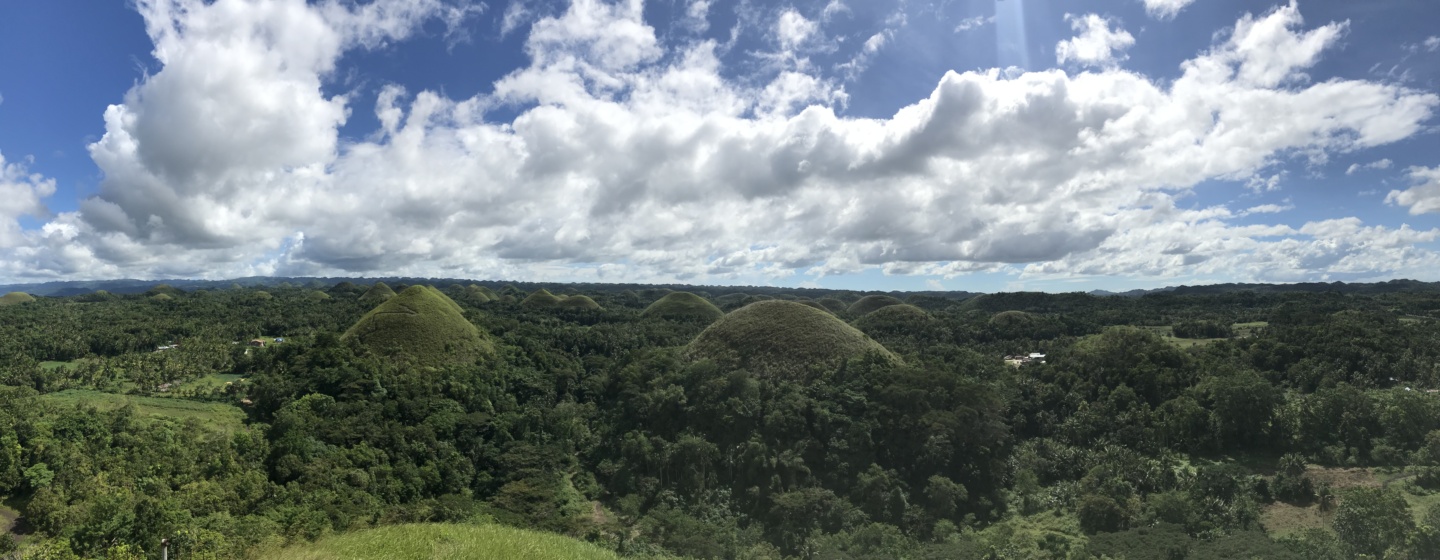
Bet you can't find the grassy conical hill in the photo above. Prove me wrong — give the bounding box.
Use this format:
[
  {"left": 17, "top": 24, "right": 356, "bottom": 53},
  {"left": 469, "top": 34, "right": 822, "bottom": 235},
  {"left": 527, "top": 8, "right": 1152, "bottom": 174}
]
[
  {"left": 642, "top": 292, "right": 723, "bottom": 322},
  {"left": 329, "top": 281, "right": 362, "bottom": 295},
  {"left": 359, "top": 282, "right": 397, "bottom": 304},
  {"left": 0, "top": 292, "right": 36, "bottom": 306},
  {"left": 686, "top": 300, "right": 899, "bottom": 379},
  {"left": 854, "top": 304, "right": 931, "bottom": 327},
  {"left": 555, "top": 294, "right": 602, "bottom": 310},
  {"left": 472, "top": 286, "right": 501, "bottom": 303},
  {"left": 146, "top": 284, "right": 184, "bottom": 297},
  {"left": 797, "top": 300, "right": 832, "bottom": 313},
  {"left": 848, "top": 295, "right": 903, "bottom": 316},
  {"left": 521, "top": 289, "right": 564, "bottom": 308},
  {"left": 990, "top": 310, "right": 1037, "bottom": 327},
  {"left": 307, "top": 290, "right": 332, "bottom": 301},
  {"left": 342, "top": 286, "right": 493, "bottom": 367},
  {"left": 816, "top": 297, "right": 848, "bottom": 314}
]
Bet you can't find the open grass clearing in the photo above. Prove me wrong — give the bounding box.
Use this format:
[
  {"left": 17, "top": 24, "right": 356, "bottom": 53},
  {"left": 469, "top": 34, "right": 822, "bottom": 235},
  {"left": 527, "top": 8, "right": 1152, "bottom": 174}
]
[
  {"left": 37, "top": 360, "right": 83, "bottom": 372},
  {"left": 265, "top": 523, "right": 633, "bottom": 560},
  {"left": 39, "top": 389, "right": 244, "bottom": 432},
  {"left": 167, "top": 373, "right": 244, "bottom": 394},
  {"left": 1259, "top": 502, "right": 1330, "bottom": 539}
]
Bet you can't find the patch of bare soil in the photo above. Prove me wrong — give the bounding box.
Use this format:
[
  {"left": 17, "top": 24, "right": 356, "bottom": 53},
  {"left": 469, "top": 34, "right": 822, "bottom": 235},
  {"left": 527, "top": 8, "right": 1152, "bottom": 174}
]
[
  {"left": 1305, "top": 466, "right": 1379, "bottom": 489},
  {"left": 1260, "top": 502, "right": 1331, "bottom": 538}
]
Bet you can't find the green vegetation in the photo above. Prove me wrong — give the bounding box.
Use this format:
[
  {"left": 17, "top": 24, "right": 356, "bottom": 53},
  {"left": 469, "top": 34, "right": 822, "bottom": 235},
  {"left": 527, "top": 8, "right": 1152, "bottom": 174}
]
[
  {"left": 267, "top": 523, "right": 630, "bottom": 560},
  {"left": 307, "top": 290, "right": 331, "bottom": 301},
  {"left": 39, "top": 389, "right": 245, "bottom": 431},
  {"left": 641, "top": 291, "right": 723, "bottom": 322},
  {"left": 465, "top": 284, "right": 493, "bottom": 303},
  {"left": 0, "top": 292, "right": 34, "bottom": 306},
  {"left": 847, "top": 294, "right": 902, "bottom": 316},
  {"left": 342, "top": 285, "right": 494, "bottom": 367},
  {"left": 6, "top": 281, "right": 1440, "bottom": 558},
  {"left": 358, "top": 281, "right": 397, "bottom": 304},
  {"left": 686, "top": 300, "right": 899, "bottom": 378},
  {"left": 855, "top": 303, "right": 930, "bottom": 325},
  {"left": 555, "top": 294, "right": 601, "bottom": 310},
  {"left": 521, "top": 288, "right": 564, "bottom": 308},
  {"left": 816, "top": 297, "right": 848, "bottom": 314},
  {"left": 146, "top": 283, "right": 184, "bottom": 297}
]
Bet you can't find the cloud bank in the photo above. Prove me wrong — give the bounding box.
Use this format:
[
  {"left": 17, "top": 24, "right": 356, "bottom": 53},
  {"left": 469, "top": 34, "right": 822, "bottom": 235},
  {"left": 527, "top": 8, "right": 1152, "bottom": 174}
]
[{"left": 2, "top": 0, "right": 1438, "bottom": 287}]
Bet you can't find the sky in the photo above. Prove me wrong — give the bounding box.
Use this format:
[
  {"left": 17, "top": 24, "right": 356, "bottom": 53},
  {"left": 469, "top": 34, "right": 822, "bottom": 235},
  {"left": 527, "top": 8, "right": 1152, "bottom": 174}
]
[{"left": 0, "top": 0, "right": 1438, "bottom": 293}]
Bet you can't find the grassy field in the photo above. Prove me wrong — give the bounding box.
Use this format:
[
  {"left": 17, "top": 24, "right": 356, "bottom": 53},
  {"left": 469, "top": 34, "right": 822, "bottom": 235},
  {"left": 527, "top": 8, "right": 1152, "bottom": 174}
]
[
  {"left": 169, "top": 373, "right": 244, "bottom": 393},
  {"left": 267, "top": 523, "right": 631, "bottom": 560},
  {"left": 37, "top": 360, "right": 83, "bottom": 372},
  {"left": 1232, "top": 321, "right": 1270, "bottom": 336},
  {"left": 1258, "top": 466, "right": 1434, "bottom": 537},
  {"left": 1141, "top": 321, "right": 1270, "bottom": 349},
  {"left": 39, "top": 390, "right": 244, "bottom": 432}
]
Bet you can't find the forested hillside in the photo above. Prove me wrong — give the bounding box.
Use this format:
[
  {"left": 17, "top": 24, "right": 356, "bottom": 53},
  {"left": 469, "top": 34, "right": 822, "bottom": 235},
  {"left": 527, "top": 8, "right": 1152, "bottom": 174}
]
[{"left": 2, "top": 282, "right": 1440, "bottom": 558}]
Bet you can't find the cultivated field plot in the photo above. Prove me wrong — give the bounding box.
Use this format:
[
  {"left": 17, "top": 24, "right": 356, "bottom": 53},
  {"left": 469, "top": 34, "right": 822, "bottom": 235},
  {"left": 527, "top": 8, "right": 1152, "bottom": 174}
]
[
  {"left": 39, "top": 389, "right": 245, "bottom": 432},
  {"left": 266, "top": 523, "right": 625, "bottom": 560}
]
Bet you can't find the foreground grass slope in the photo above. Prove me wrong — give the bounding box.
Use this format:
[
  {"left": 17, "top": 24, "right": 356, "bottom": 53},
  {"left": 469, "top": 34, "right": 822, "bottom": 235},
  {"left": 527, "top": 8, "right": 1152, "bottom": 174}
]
[{"left": 268, "top": 523, "right": 628, "bottom": 560}]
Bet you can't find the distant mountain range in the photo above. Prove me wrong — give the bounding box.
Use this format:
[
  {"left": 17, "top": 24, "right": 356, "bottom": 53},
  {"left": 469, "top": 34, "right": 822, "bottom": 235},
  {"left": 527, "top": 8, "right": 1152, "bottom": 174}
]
[
  {"left": 0, "top": 276, "right": 979, "bottom": 299},
  {"left": 2, "top": 276, "right": 1437, "bottom": 299},
  {"left": 1088, "top": 279, "right": 1440, "bottom": 297}
]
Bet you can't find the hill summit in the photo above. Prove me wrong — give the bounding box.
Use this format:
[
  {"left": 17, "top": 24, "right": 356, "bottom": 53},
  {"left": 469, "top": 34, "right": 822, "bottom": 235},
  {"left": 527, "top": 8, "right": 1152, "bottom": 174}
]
[
  {"left": 359, "top": 282, "right": 397, "bottom": 304},
  {"left": 686, "top": 300, "right": 899, "bottom": 379},
  {"left": 642, "top": 292, "right": 724, "bottom": 322},
  {"left": 0, "top": 292, "right": 36, "bottom": 306},
  {"left": 342, "top": 286, "right": 493, "bottom": 367},
  {"left": 847, "top": 294, "right": 903, "bottom": 316}
]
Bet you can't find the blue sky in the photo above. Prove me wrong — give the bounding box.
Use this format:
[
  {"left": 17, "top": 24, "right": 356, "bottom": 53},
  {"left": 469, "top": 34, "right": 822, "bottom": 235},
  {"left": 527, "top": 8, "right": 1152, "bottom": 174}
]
[{"left": 0, "top": 0, "right": 1438, "bottom": 292}]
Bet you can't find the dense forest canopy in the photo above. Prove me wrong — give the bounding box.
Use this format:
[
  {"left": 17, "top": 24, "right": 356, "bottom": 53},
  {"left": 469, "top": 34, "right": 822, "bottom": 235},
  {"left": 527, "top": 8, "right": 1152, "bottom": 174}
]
[{"left": 2, "top": 280, "right": 1440, "bottom": 558}]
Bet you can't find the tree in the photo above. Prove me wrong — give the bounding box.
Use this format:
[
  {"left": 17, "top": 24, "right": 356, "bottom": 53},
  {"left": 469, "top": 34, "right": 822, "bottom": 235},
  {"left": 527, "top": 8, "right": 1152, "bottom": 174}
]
[
  {"left": 1332, "top": 487, "right": 1413, "bottom": 557},
  {"left": 1078, "top": 493, "right": 1129, "bottom": 534}
]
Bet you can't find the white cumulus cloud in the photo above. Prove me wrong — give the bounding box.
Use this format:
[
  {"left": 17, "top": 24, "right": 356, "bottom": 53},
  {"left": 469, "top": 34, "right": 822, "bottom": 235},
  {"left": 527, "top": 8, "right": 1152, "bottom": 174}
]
[
  {"left": 1142, "top": 0, "right": 1196, "bottom": 21},
  {"left": 1387, "top": 166, "right": 1440, "bottom": 215},
  {"left": 0, "top": 0, "right": 1433, "bottom": 287},
  {"left": 1056, "top": 14, "right": 1135, "bottom": 69}
]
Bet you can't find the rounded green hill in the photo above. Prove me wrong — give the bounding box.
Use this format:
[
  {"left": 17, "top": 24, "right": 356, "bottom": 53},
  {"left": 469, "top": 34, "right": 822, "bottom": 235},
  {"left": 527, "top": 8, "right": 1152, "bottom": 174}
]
[
  {"left": 990, "top": 310, "right": 1036, "bottom": 327},
  {"left": 848, "top": 295, "right": 903, "bottom": 316},
  {"left": 342, "top": 286, "right": 494, "bottom": 367},
  {"left": 146, "top": 284, "right": 184, "bottom": 297},
  {"left": 797, "top": 300, "right": 832, "bottom": 313},
  {"left": 816, "top": 297, "right": 848, "bottom": 314},
  {"left": 686, "top": 300, "right": 900, "bottom": 379},
  {"left": 521, "top": 289, "right": 564, "bottom": 308},
  {"left": 464, "top": 284, "right": 493, "bottom": 303},
  {"left": 642, "top": 292, "right": 724, "bottom": 322},
  {"left": 307, "top": 290, "right": 332, "bottom": 301},
  {"left": 555, "top": 294, "right": 601, "bottom": 310},
  {"left": 0, "top": 292, "right": 36, "bottom": 306},
  {"left": 855, "top": 304, "right": 931, "bottom": 327},
  {"left": 359, "top": 282, "right": 397, "bottom": 304},
  {"left": 329, "top": 281, "right": 362, "bottom": 295}
]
